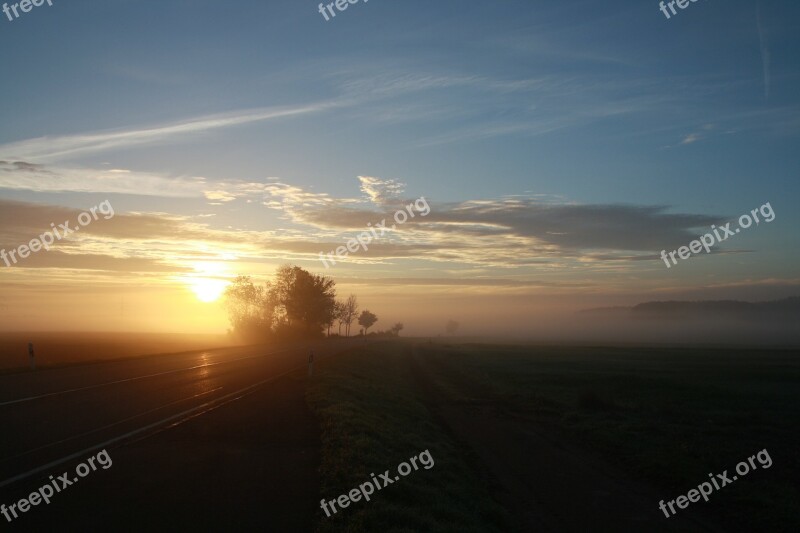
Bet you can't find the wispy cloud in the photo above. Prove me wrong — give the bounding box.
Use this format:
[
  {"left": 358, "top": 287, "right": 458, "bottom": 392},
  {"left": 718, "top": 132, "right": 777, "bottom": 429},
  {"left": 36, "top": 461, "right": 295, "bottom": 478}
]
[
  {"left": 0, "top": 161, "right": 207, "bottom": 198},
  {"left": 0, "top": 103, "right": 337, "bottom": 162},
  {"left": 0, "top": 160, "right": 727, "bottom": 270},
  {"left": 0, "top": 172, "right": 756, "bottom": 287},
  {"left": 358, "top": 176, "right": 406, "bottom": 206},
  {"left": 252, "top": 177, "right": 726, "bottom": 265},
  {"left": 681, "top": 133, "right": 701, "bottom": 145}
]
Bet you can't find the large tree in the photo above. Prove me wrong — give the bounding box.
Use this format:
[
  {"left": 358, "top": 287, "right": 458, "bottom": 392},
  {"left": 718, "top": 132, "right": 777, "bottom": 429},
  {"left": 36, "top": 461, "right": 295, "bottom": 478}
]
[
  {"left": 223, "top": 276, "right": 273, "bottom": 340},
  {"left": 271, "top": 265, "right": 336, "bottom": 336},
  {"left": 223, "top": 267, "right": 337, "bottom": 339}
]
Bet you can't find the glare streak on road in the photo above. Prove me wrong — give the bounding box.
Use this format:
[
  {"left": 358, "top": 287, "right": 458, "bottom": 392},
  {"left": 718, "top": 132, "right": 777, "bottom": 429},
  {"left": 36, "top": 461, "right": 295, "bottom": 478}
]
[{"left": 0, "top": 348, "right": 292, "bottom": 406}]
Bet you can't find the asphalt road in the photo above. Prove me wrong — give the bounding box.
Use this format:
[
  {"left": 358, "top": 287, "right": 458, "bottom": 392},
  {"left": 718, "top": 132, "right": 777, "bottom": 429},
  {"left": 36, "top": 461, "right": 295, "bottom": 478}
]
[{"left": 0, "top": 338, "right": 359, "bottom": 491}]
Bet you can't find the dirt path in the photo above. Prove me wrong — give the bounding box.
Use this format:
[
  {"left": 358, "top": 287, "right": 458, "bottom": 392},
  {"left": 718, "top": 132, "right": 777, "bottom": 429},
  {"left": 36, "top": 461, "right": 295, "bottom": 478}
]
[{"left": 407, "top": 345, "right": 721, "bottom": 533}]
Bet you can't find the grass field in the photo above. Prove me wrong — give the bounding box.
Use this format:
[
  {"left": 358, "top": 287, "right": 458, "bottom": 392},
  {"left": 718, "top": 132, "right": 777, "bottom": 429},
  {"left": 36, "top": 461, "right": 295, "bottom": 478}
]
[
  {"left": 306, "top": 341, "right": 513, "bottom": 533},
  {"left": 308, "top": 340, "right": 800, "bottom": 531}
]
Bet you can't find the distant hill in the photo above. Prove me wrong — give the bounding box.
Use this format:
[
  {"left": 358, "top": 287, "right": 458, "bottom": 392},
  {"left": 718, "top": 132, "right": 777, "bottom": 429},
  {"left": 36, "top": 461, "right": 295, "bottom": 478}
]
[
  {"left": 576, "top": 306, "right": 631, "bottom": 317},
  {"left": 581, "top": 297, "right": 800, "bottom": 321}
]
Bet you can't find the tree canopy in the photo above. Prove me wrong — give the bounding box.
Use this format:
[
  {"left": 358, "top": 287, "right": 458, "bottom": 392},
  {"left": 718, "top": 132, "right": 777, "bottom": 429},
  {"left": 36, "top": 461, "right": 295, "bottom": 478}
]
[
  {"left": 446, "top": 319, "right": 460, "bottom": 336},
  {"left": 358, "top": 310, "right": 378, "bottom": 334},
  {"left": 223, "top": 265, "right": 336, "bottom": 341}
]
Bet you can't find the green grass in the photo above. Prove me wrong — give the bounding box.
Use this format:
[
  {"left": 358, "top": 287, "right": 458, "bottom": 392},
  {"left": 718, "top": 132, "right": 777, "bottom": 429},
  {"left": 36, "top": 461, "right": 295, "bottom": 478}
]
[
  {"left": 306, "top": 341, "right": 512, "bottom": 533},
  {"left": 415, "top": 343, "right": 800, "bottom": 531}
]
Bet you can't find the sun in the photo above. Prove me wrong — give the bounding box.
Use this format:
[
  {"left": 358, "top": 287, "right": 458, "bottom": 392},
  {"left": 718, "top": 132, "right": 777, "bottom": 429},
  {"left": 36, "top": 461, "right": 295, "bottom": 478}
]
[
  {"left": 182, "top": 261, "right": 231, "bottom": 303},
  {"left": 190, "top": 277, "right": 228, "bottom": 303}
]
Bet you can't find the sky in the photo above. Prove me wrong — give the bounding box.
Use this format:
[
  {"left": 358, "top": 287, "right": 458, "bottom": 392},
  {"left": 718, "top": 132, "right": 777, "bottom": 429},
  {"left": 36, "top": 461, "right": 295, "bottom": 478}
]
[{"left": 0, "top": 0, "right": 798, "bottom": 336}]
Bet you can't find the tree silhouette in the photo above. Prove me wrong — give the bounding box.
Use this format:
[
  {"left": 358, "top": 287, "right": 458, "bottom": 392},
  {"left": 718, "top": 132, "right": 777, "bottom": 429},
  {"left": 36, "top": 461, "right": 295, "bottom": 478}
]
[
  {"left": 272, "top": 265, "right": 336, "bottom": 336},
  {"left": 390, "top": 323, "right": 404, "bottom": 336},
  {"left": 334, "top": 301, "right": 346, "bottom": 336},
  {"left": 445, "top": 319, "right": 459, "bottom": 336},
  {"left": 342, "top": 294, "right": 359, "bottom": 336},
  {"left": 326, "top": 306, "right": 336, "bottom": 337},
  {"left": 223, "top": 266, "right": 336, "bottom": 339},
  {"left": 358, "top": 310, "right": 378, "bottom": 334},
  {"left": 223, "top": 276, "right": 272, "bottom": 340}
]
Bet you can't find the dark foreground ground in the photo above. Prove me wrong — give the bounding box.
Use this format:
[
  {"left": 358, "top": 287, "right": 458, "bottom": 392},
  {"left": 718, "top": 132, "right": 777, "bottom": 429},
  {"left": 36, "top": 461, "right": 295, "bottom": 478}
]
[
  {"left": 1, "top": 340, "right": 797, "bottom": 531},
  {"left": 2, "top": 373, "right": 319, "bottom": 530},
  {"left": 307, "top": 342, "right": 799, "bottom": 532}
]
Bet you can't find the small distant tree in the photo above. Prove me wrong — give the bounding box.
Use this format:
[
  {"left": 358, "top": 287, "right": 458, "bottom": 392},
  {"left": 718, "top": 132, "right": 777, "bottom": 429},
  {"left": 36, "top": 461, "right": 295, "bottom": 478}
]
[
  {"left": 390, "top": 323, "right": 404, "bottom": 336},
  {"left": 358, "top": 310, "right": 378, "bottom": 335},
  {"left": 334, "top": 301, "right": 346, "bottom": 336},
  {"left": 325, "top": 303, "right": 337, "bottom": 337},
  {"left": 445, "top": 319, "right": 459, "bottom": 336},
  {"left": 342, "top": 294, "right": 359, "bottom": 336}
]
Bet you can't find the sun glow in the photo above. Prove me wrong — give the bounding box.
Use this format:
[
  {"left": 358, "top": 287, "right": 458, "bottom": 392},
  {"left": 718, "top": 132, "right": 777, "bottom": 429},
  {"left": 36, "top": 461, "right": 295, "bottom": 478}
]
[
  {"left": 182, "top": 261, "right": 231, "bottom": 303},
  {"left": 190, "top": 278, "right": 228, "bottom": 302}
]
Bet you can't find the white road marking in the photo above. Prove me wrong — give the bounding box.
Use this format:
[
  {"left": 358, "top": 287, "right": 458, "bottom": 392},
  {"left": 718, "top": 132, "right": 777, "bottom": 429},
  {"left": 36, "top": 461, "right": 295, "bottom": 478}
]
[
  {"left": 0, "top": 364, "right": 302, "bottom": 489},
  {"left": 0, "top": 387, "right": 224, "bottom": 465}
]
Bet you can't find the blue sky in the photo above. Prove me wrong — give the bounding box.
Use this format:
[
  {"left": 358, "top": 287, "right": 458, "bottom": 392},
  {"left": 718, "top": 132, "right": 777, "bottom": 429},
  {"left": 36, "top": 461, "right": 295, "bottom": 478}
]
[{"left": 0, "top": 0, "right": 798, "bottom": 333}]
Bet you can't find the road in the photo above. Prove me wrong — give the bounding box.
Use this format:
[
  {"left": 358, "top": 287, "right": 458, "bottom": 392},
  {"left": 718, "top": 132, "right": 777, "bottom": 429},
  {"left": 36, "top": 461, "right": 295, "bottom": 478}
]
[{"left": 0, "top": 339, "right": 358, "bottom": 492}]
